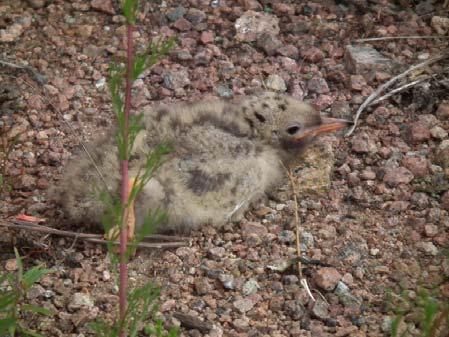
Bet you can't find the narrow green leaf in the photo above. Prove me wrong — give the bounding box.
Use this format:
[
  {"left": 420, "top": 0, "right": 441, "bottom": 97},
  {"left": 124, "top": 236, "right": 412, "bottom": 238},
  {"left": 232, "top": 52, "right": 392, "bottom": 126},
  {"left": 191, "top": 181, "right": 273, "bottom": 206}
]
[
  {"left": 17, "top": 326, "right": 46, "bottom": 337},
  {"left": 0, "top": 317, "right": 16, "bottom": 334},
  {"left": 21, "top": 304, "right": 52, "bottom": 316},
  {"left": 13, "top": 247, "right": 23, "bottom": 282},
  {"left": 22, "top": 267, "right": 51, "bottom": 289},
  {"left": 0, "top": 292, "right": 17, "bottom": 310}
]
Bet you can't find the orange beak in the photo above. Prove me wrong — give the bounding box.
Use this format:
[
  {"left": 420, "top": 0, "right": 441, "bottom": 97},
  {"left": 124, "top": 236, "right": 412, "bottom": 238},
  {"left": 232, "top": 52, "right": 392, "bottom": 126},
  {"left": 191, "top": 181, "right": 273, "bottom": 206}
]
[{"left": 293, "top": 117, "right": 351, "bottom": 142}]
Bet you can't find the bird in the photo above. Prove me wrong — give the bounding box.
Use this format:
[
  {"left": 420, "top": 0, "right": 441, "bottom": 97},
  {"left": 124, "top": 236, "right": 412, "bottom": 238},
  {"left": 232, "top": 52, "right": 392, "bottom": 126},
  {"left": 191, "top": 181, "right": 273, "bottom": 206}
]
[{"left": 49, "top": 92, "right": 350, "bottom": 234}]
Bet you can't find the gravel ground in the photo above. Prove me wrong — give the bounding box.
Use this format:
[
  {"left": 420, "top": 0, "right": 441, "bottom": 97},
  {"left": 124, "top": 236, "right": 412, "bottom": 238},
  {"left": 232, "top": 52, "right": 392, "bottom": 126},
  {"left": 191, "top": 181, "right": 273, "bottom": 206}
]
[{"left": 1, "top": 0, "right": 449, "bottom": 336}]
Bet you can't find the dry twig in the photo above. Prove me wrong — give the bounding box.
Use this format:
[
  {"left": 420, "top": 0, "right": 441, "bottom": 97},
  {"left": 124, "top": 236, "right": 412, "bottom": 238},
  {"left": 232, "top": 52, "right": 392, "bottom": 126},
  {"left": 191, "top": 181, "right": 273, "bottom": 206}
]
[
  {"left": 0, "top": 220, "right": 187, "bottom": 249},
  {"left": 354, "top": 35, "right": 449, "bottom": 43},
  {"left": 346, "top": 52, "right": 449, "bottom": 136}
]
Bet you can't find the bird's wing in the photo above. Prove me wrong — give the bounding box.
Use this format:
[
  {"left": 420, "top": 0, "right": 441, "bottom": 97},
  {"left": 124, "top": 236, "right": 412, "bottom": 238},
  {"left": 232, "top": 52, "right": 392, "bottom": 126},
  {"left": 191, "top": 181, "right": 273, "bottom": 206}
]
[{"left": 140, "top": 123, "right": 284, "bottom": 231}]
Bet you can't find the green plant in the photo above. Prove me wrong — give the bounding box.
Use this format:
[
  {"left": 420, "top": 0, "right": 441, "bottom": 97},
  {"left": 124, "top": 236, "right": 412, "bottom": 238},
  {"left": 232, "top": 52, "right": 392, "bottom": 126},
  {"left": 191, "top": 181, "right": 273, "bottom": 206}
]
[
  {"left": 389, "top": 287, "right": 449, "bottom": 337},
  {"left": 0, "top": 248, "right": 52, "bottom": 337},
  {"left": 89, "top": 283, "right": 178, "bottom": 337},
  {"left": 90, "top": 0, "right": 178, "bottom": 336}
]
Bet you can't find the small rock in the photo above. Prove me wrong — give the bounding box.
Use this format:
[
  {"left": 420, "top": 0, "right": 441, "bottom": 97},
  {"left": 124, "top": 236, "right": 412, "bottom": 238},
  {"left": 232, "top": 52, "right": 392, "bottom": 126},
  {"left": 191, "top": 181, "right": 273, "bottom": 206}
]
[
  {"left": 436, "top": 103, "right": 449, "bottom": 120},
  {"left": 314, "top": 267, "right": 342, "bottom": 291},
  {"left": 417, "top": 242, "right": 438, "bottom": 256},
  {"left": 402, "top": 156, "right": 428, "bottom": 178},
  {"left": 424, "top": 224, "right": 438, "bottom": 237},
  {"left": 349, "top": 75, "right": 367, "bottom": 91},
  {"left": 345, "top": 45, "right": 396, "bottom": 76},
  {"left": 26, "top": 284, "right": 46, "bottom": 300},
  {"left": 194, "top": 279, "right": 213, "bottom": 295},
  {"left": 256, "top": 33, "right": 282, "bottom": 56},
  {"left": 410, "top": 192, "right": 429, "bottom": 209},
  {"left": 200, "top": 31, "right": 214, "bottom": 44},
  {"left": 300, "top": 46, "right": 324, "bottom": 63},
  {"left": 163, "top": 69, "right": 190, "bottom": 90},
  {"left": 90, "top": 0, "right": 115, "bottom": 14},
  {"left": 15, "top": 174, "right": 36, "bottom": 191},
  {"left": 351, "top": 132, "right": 377, "bottom": 153},
  {"left": 407, "top": 122, "right": 431, "bottom": 143},
  {"left": 185, "top": 8, "right": 206, "bottom": 25},
  {"left": 278, "top": 230, "right": 295, "bottom": 244},
  {"left": 77, "top": 25, "right": 94, "bottom": 38},
  {"left": 241, "top": 222, "right": 268, "bottom": 237},
  {"left": 307, "top": 76, "right": 329, "bottom": 94},
  {"left": 430, "top": 126, "right": 448, "bottom": 140},
  {"left": 235, "top": 10, "right": 280, "bottom": 42},
  {"left": 173, "top": 18, "right": 192, "bottom": 31},
  {"left": 218, "top": 274, "right": 235, "bottom": 290},
  {"left": 311, "top": 298, "right": 329, "bottom": 320},
  {"left": 233, "top": 298, "right": 255, "bottom": 313},
  {"left": 166, "top": 7, "right": 186, "bottom": 22},
  {"left": 431, "top": 16, "right": 449, "bottom": 35},
  {"left": 334, "top": 282, "right": 362, "bottom": 310},
  {"left": 282, "top": 275, "right": 299, "bottom": 285},
  {"left": 27, "top": 0, "right": 47, "bottom": 9},
  {"left": 284, "top": 300, "right": 306, "bottom": 320},
  {"left": 242, "top": 278, "right": 260, "bottom": 295},
  {"left": 441, "top": 191, "right": 449, "bottom": 210},
  {"left": 69, "top": 292, "right": 94, "bottom": 310},
  {"left": 277, "top": 44, "right": 299, "bottom": 60},
  {"left": 216, "top": 84, "right": 233, "bottom": 98},
  {"left": 266, "top": 74, "right": 287, "bottom": 92},
  {"left": 383, "top": 167, "right": 414, "bottom": 187},
  {"left": 208, "top": 247, "right": 226, "bottom": 259},
  {"left": 232, "top": 318, "right": 249, "bottom": 332}
]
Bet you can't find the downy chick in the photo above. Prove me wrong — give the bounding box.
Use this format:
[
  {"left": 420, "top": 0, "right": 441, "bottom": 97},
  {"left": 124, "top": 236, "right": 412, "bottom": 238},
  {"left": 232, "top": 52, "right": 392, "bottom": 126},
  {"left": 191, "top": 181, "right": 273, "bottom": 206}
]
[{"left": 50, "top": 92, "right": 350, "bottom": 233}]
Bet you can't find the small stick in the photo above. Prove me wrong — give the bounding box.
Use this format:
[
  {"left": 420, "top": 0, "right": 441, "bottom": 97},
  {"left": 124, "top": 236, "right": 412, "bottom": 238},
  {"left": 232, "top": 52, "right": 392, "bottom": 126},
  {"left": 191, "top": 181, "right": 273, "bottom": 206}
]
[
  {"left": 346, "top": 52, "right": 449, "bottom": 136},
  {"left": 369, "top": 76, "right": 432, "bottom": 106},
  {"left": 354, "top": 35, "right": 449, "bottom": 43},
  {"left": 0, "top": 59, "right": 46, "bottom": 84},
  {"left": 0, "top": 220, "right": 187, "bottom": 249}
]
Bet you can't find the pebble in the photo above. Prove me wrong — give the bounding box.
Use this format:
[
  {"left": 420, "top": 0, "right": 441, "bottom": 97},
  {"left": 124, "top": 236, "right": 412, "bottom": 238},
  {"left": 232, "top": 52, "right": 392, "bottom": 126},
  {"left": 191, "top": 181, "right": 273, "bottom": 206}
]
[
  {"left": 417, "top": 242, "right": 438, "bottom": 256},
  {"left": 242, "top": 278, "right": 260, "bottom": 295},
  {"left": 216, "top": 84, "right": 233, "bottom": 98},
  {"left": 266, "top": 74, "right": 287, "bottom": 92},
  {"left": 314, "top": 267, "right": 342, "bottom": 291},
  {"left": 307, "top": 76, "right": 330, "bottom": 94},
  {"left": 235, "top": 10, "right": 280, "bottom": 42},
  {"left": 383, "top": 167, "right": 414, "bottom": 187},
  {"left": 218, "top": 274, "right": 235, "bottom": 290},
  {"left": 407, "top": 122, "right": 431, "bottom": 143},
  {"left": 233, "top": 298, "right": 255, "bottom": 313},
  {"left": 430, "top": 126, "right": 448, "bottom": 140},
  {"left": 68, "top": 292, "right": 94, "bottom": 310}
]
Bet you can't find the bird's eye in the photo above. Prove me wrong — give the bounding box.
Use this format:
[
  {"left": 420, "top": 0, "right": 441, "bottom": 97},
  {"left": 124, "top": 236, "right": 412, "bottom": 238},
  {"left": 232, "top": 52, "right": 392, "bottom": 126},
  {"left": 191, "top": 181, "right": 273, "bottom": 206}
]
[{"left": 286, "top": 124, "right": 301, "bottom": 135}]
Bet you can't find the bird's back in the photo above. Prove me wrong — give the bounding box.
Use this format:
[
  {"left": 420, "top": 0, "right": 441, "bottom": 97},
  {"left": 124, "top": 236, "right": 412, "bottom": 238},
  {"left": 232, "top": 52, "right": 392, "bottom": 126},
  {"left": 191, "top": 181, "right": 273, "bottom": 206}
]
[{"left": 50, "top": 99, "right": 285, "bottom": 232}]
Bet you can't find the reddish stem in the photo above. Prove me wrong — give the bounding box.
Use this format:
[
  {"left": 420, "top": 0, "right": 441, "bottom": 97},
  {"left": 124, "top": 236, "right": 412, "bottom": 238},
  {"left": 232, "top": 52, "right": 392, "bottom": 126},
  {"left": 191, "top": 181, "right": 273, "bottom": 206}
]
[{"left": 119, "top": 23, "right": 134, "bottom": 337}]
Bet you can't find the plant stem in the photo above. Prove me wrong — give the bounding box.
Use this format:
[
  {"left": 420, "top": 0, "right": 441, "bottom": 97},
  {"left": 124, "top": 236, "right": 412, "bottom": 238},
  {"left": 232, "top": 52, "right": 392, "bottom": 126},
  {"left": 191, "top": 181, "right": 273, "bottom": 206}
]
[{"left": 119, "top": 23, "right": 134, "bottom": 337}]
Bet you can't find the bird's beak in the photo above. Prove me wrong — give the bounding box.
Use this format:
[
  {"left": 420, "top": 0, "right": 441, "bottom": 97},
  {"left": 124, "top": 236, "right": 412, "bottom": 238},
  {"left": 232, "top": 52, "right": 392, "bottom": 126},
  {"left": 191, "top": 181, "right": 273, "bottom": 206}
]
[{"left": 293, "top": 117, "right": 352, "bottom": 142}]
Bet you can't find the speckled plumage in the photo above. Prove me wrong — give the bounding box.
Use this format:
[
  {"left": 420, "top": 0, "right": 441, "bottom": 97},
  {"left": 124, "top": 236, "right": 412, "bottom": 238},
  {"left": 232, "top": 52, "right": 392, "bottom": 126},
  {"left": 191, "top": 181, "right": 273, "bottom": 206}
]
[{"left": 49, "top": 92, "right": 348, "bottom": 233}]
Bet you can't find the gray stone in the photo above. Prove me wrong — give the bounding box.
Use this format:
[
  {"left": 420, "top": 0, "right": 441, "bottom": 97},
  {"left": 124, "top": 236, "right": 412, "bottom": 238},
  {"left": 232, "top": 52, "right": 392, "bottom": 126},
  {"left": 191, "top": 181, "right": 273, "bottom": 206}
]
[
  {"left": 266, "top": 74, "right": 287, "bottom": 92},
  {"left": 163, "top": 69, "right": 190, "bottom": 90},
  {"left": 235, "top": 10, "right": 280, "bottom": 42},
  {"left": 166, "top": 7, "right": 186, "bottom": 22},
  {"left": 216, "top": 84, "right": 233, "bottom": 98},
  {"left": 242, "top": 278, "right": 260, "bottom": 295},
  {"left": 256, "top": 33, "right": 282, "bottom": 56},
  {"left": 233, "top": 298, "right": 255, "bottom": 313},
  {"left": 307, "top": 76, "right": 329, "bottom": 94},
  {"left": 345, "top": 45, "right": 396, "bottom": 76},
  {"left": 218, "top": 273, "right": 235, "bottom": 290},
  {"left": 69, "top": 292, "right": 94, "bottom": 310}
]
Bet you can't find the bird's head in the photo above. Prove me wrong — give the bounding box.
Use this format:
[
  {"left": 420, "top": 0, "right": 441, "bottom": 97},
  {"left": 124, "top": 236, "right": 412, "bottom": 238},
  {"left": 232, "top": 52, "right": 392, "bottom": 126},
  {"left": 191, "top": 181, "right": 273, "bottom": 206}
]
[{"left": 240, "top": 92, "right": 351, "bottom": 152}]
